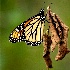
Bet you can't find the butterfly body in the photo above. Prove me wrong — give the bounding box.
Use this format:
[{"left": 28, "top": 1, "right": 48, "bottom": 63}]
[{"left": 9, "top": 9, "right": 45, "bottom": 46}]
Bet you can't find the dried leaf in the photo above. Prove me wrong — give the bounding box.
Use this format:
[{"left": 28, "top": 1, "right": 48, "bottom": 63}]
[
  {"left": 43, "top": 32, "right": 52, "bottom": 68},
  {"left": 47, "top": 6, "right": 70, "bottom": 60},
  {"left": 55, "top": 14, "right": 70, "bottom": 61},
  {"left": 47, "top": 6, "right": 61, "bottom": 52}
]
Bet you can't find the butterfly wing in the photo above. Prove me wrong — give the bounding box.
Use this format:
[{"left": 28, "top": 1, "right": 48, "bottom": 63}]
[{"left": 9, "top": 9, "right": 45, "bottom": 46}]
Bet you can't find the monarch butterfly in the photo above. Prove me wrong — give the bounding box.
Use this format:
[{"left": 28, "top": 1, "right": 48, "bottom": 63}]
[{"left": 9, "top": 9, "right": 46, "bottom": 46}]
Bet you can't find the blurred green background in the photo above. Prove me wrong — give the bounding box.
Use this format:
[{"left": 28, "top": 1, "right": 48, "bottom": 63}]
[{"left": 1, "top": 0, "right": 70, "bottom": 70}]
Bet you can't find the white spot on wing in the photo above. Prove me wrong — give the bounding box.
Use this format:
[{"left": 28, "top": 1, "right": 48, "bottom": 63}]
[
  {"left": 18, "top": 34, "right": 20, "bottom": 36},
  {"left": 10, "top": 35, "right": 12, "bottom": 37},
  {"left": 15, "top": 28, "right": 19, "bottom": 32}
]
